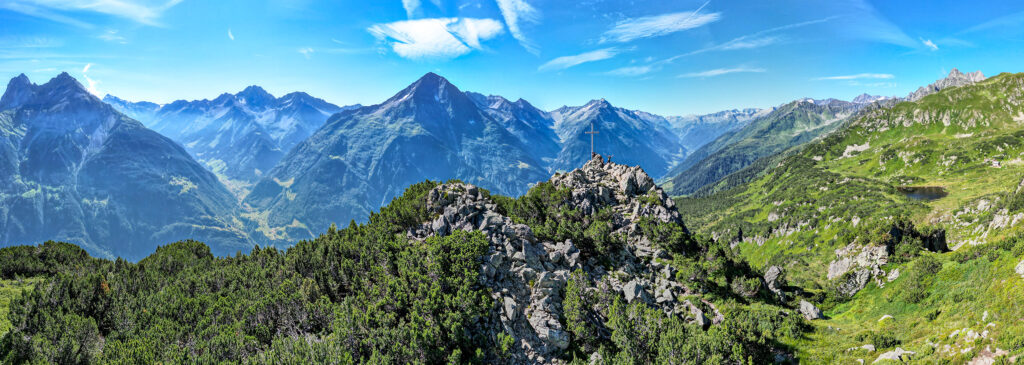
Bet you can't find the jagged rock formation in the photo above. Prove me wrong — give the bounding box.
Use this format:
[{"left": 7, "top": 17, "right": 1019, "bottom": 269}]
[
  {"left": 827, "top": 244, "right": 889, "bottom": 298},
  {"left": 407, "top": 155, "right": 713, "bottom": 363},
  {"left": 907, "top": 68, "right": 985, "bottom": 101},
  {"left": 764, "top": 265, "right": 786, "bottom": 302}
]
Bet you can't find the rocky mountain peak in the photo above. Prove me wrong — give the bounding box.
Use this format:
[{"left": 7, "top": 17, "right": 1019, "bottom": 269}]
[
  {"left": 387, "top": 71, "right": 463, "bottom": 106},
  {"left": 852, "top": 93, "right": 892, "bottom": 104},
  {"left": 237, "top": 85, "right": 276, "bottom": 106},
  {"left": 408, "top": 154, "right": 701, "bottom": 363},
  {"left": 1, "top": 73, "right": 38, "bottom": 109},
  {"left": 907, "top": 68, "right": 986, "bottom": 101}
]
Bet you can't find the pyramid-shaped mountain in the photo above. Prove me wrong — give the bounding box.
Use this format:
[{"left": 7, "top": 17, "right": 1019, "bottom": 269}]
[{"left": 243, "top": 73, "right": 551, "bottom": 244}]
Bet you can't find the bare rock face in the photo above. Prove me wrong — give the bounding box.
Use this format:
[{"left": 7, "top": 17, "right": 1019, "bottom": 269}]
[
  {"left": 828, "top": 243, "right": 891, "bottom": 297},
  {"left": 408, "top": 155, "right": 709, "bottom": 363},
  {"left": 764, "top": 266, "right": 786, "bottom": 302},
  {"left": 1016, "top": 259, "right": 1024, "bottom": 279}
]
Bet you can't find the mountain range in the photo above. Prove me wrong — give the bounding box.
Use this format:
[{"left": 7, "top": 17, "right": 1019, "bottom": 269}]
[
  {"left": 0, "top": 69, "right": 988, "bottom": 253},
  {"left": 0, "top": 73, "right": 249, "bottom": 260},
  {"left": 105, "top": 88, "right": 356, "bottom": 195}
]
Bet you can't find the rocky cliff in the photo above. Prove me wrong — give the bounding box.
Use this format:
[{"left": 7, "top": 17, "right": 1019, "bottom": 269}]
[{"left": 408, "top": 155, "right": 723, "bottom": 363}]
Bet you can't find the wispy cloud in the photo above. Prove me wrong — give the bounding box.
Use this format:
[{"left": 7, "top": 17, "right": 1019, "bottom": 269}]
[
  {"left": 920, "top": 38, "right": 938, "bottom": 51},
  {"left": 600, "top": 2, "right": 719, "bottom": 43},
  {"left": 81, "top": 62, "right": 99, "bottom": 95},
  {"left": 0, "top": 36, "right": 63, "bottom": 48},
  {"left": 962, "top": 10, "right": 1024, "bottom": 35},
  {"left": 837, "top": 0, "right": 916, "bottom": 48},
  {"left": 678, "top": 66, "right": 764, "bottom": 78},
  {"left": 402, "top": 0, "right": 442, "bottom": 19},
  {"left": 539, "top": 48, "right": 620, "bottom": 72},
  {"left": 608, "top": 16, "right": 833, "bottom": 78},
  {"left": 813, "top": 73, "right": 894, "bottom": 80},
  {"left": 298, "top": 47, "right": 314, "bottom": 59},
  {"left": 676, "top": 16, "right": 835, "bottom": 59},
  {"left": 228, "top": 29, "right": 235, "bottom": 41},
  {"left": 606, "top": 65, "right": 654, "bottom": 77},
  {"left": 496, "top": 0, "right": 540, "bottom": 54},
  {"left": 99, "top": 29, "right": 126, "bottom": 43},
  {"left": 0, "top": 0, "right": 184, "bottom": 27},
  {"left": 368, "top": 18, "right": 505, "bottom": 60}
]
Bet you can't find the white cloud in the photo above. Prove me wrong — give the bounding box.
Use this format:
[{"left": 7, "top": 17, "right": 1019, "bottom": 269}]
[
  {"left": 99, "top": 29, "right": 126, "bottom": 43},
  {"left": 606, "top": 65, "right": 654, "bottom": 77},
  {"left": 600, "top": 4, "right": 720, "bottom": 43},
  {"left": 495, "top": 0, "right": 540, "bottom": 54},
  {"left": 921, "top": 38, "right": 938, "bottom": 51},
  {"left": 228, "top": 29, "right": 235, "bottom": 41},
  {"left": 81, "top": 62, "right": 99, "bottom": 95},
  {"left": 298, "top": 47, "right": 314, "bottom": 59},
  {"left": 538, "top": 48, "right": 619, "bottom": 71},
  {"left": 0, "top": 0, "right": 184, "bottom": 26},
  {"left": 814, "top": 73, "right": 894, "bottom": 80},
  {"left": 368, "top": 18, "right": 504, "bottom": 60},
  {"left": 678, "top": 66, "right": 765, "bottom": 78},
  {"left": 402, "top": 0, "right": 442, "bottom": 19}
]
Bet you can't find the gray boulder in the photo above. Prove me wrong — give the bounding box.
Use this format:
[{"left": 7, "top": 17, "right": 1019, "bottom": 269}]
[
  {"left": 873, "top": 348, "right": 914, "bottom": 363},
  {"left": 799, "top": 300, "right": 823, "bottom": 320}
]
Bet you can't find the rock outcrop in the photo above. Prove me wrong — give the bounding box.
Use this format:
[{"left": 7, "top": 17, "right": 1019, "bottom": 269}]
[
  {"left": 764, "top": 265, "right": 786, "bottom": 302},
  {"left": 408, "top": 155, "right": 709, "bottom": 363},
  {"left": 799, "top": 300, "right": 823, "bottom": 320},
  {"left": 907, "top": 68, "right": 986, "bottom": 101},
  {"left": 828, "top": 244, "right": 890, "bottom": 297},
  {"left": 873, "top": 348, "right": 915, "bottom": 363},
  {"left": 1016, "top": 259, "right": 1024, "bottom": 279}
]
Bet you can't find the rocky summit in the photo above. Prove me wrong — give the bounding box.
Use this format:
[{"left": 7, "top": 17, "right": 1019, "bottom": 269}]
[{"left": 408, "top": 155, "right": 717, "bottom": 363}]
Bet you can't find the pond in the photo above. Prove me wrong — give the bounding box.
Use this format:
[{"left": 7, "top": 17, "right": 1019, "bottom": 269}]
[{"left": 897, "top": 186, "right": 948, "bottom": 201}]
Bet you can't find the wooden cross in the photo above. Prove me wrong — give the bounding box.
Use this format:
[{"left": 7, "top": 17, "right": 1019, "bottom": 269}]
[{"left": 585, "top": 122, "right": 599, "bottom": 157}]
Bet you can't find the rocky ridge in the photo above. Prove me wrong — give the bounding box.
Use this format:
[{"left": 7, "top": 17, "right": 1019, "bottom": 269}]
[{"left": 408, "top": 155, "right": 715, "bottom": 363}]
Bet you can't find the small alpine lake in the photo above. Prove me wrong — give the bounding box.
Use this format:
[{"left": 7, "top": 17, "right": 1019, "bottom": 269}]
[{"left": 897, "top": 186, "right": 948, "bottom": 201}]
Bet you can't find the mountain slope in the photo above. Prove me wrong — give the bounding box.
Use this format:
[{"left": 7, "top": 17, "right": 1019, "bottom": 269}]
[
  {"left": 0, "top": 73, "right": 250, "bottom": 260},
  {"left": 677, "top": 71, "right": 1024, "bottom": 363},
  {"left": 663, "top": 98, "right": 863, "bottom": 196},
  {"left": 243, "top": 73, "right": 551, "bottom": 244},
  {"left": 666, "top": 108, "right": 768, "bottom": 152},
  {"left": 550, "top": 99, "right": 685, "bottom": 178},
  {"left": 106, "top": 87, "right": 351, "bottom": 191},
  {"left": 466, "top": 91, "right": 561, "bottom": 163}
]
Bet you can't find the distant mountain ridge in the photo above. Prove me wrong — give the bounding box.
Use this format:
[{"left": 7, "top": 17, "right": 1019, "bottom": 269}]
[
  {"left": 666, "top": 108, "right": 769, "bottom": 152},
  {"left": 550, "top": 99, "right": 686, "bottom": 178},
  {"left": 1, "top": 73, "right": 250, "bottom": 260},
  {"left": 105, "top": 87, "right": 357, "bottom": 193}
]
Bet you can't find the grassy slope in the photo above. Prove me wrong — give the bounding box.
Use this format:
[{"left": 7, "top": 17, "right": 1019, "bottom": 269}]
[{"left": 678, "top": 73, "right": 1024, "bottom": 362}]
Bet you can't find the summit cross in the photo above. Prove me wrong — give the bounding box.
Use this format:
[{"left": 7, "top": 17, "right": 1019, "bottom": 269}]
[{"left": 585, "top": 122, "right": 599, "bottom": 157}]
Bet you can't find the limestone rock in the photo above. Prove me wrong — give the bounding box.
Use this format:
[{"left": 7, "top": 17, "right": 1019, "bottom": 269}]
[
  {"left": 764, "top": 266, "right": 786, "bottom": 302},
  {"left": 1016, "top": 259, "right": 1024, "bottom": 278},
  {"left": 412, "top": 156, "right": 708, "bottom": 363},
  {"left": 873, "top": 348, "right": 915, "bottom": 363},
  {"left": 799, "top": 300, "right": 823, "bottom": 320}
]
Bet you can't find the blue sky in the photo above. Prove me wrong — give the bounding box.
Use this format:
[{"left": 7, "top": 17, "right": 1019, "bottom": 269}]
[{"left": 1, "top": 0, "right": 1023, "bottom": 116}]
